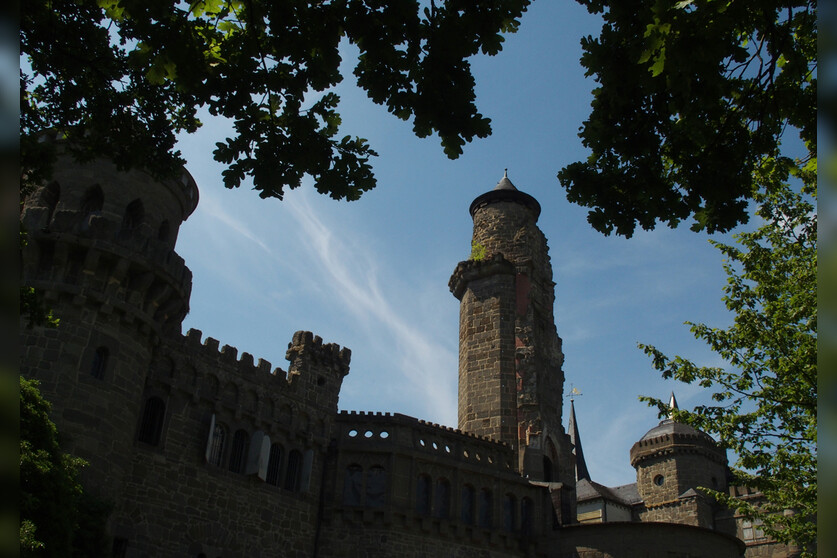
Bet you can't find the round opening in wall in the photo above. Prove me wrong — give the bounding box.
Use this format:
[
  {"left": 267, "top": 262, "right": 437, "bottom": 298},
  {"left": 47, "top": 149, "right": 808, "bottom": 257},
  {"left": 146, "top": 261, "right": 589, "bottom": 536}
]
[
  {"left": 653, "top": 475, "right": 665, "bottom": 486},
  {"left": 380, "top": 431, "right": 389, "bottom": 439},
  {"left": 432, "top": 441, "right": 439, "bottom": 450},
  {"left": 364, "top": 430, "right": 374, "bottom": 438},
  {"left": 348, "top": 429, "right": 358, "bottom": 437}
]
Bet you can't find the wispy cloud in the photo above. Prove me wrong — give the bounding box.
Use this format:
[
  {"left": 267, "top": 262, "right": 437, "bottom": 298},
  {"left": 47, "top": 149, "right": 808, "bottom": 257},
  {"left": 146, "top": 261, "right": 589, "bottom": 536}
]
[{"left": 285, "top": 190, "right": 458, "bottom": 424}]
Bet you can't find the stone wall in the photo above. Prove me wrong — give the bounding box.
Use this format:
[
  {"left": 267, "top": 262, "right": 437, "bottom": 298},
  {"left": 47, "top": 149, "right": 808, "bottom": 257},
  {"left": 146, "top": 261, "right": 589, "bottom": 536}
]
[
  {"left": 556, "top": 522, "right": 745, "bottom": 558},
  {"left": 319, "top": 412, "right": 554, "bottom": 557},
  {"left": 108, "top": 329, "right": 349, "bottom": 556}
]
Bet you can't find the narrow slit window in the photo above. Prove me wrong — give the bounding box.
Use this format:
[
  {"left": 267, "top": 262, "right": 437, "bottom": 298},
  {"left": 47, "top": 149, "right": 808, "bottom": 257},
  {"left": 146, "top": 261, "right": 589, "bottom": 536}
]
[{"left": 90, "top": 346, "right": 108, "bottom": 380}]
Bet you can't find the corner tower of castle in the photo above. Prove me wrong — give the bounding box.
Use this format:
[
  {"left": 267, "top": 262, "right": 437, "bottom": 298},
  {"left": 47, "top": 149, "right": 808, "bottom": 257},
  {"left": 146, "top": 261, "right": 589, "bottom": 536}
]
[{"left": 449, "top": 173, "right": 575, "bottom": 494}]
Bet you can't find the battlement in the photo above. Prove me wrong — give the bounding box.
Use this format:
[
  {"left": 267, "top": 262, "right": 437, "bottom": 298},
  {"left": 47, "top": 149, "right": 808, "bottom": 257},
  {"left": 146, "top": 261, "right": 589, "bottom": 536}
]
[
  {"left": 286, "top": 330, "right": 352, "bottom": 377},
  {"left": 183, "top": 328, "right": 288, "bottom": 381},
  {"left": 448, "top": 254, "right": 515, "bottom": 300}
]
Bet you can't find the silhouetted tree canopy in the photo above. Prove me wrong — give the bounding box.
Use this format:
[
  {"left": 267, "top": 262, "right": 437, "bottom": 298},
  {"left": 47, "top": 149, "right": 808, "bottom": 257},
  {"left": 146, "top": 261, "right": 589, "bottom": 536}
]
[
  {"left": 560, "top": 0, "right": 816, "bottom": 237},
  {"left": 21, "top": 0, "right": 531, "bottom": 198}
]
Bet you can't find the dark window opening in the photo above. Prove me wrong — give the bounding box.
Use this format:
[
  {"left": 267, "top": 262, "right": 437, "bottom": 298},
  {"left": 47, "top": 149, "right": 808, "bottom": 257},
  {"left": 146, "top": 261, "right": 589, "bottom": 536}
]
[
  {"left": 478, "top": 488, "right": 493, "bottom": 529},
  {"left": 121, "top": 199, "right": 144, "bottom": 232},
  {"left": 228, "top": 429, "right": 249, "bottom": 473},
  {"left": 416, "top": 474, "right": 431, "bottom": 516},
  {"left": 503, "top": 494, "right": 517, "bottom": 532},
  {"left": 543, "top": 456, "right": 553, "bottom": 482},
  {"left": 521, "top": 497, "right": 534, "bottom": 535},
  {"left": 157, "top": 220, "right": 170, "bottom": 242},
  {"left": 284, "top": 449, "right": 302, "bottom": 491},
  {"left": 137, "top": 397, "right": 165, "bottom": 446},
  {"left": 460, "top": 485, "right": 475, "bottom": 525},
  {"left": 90, "top": 346, "right": 109, "bottom": 380},
  {"left": 266, "top": 443, "right": 283, "bottom": 486},
  {"left": 112, "top": 537, "right": 128, "bottom": 558},
  {"left": 366, "top": 466, "right": 387, "bottom": 508},
  {"left": 343, "top": 464, "right": 363, "bottom": 506},
  {"left": 208, "top": 424, "right": 226, "bottom": 466},
  {"left": 433, "top": 478, "right": 450, "bottom": 519}
]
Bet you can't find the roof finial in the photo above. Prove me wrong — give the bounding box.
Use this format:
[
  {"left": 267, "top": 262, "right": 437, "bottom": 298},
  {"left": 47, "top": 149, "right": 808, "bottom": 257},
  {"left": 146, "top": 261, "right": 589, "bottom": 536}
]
[
  {"left": 566, "top": 384, "right": 583, "bottom": 401},
  {"left": 504, "top": 168, "right": 508, "bottom": 178},
  {"left": 667, "top": 391, "right": 679, "bottom": 419}
]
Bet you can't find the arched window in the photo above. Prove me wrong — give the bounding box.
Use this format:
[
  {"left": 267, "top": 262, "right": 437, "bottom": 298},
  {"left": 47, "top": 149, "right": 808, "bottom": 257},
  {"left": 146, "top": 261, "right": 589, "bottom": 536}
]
[
  {"left": 121, "top": 199, "right": 144, "bottom": 232},
  {"left": 207, "top": 422, "right": 226, "bottom": 466},
  {"left": 81, "top": 185, "right": 104, "bottom": 216},
  {"left": 266, "top": 443, "right": 284, "bottom": 486},
  {"left": 503, "top": 493, "right": 517, "bottom": 532},
  {"left": 137, "top": 397, "right": 165, "bottom": 446},
  {"left": 228, "top": 429, "right": 249, "bottom": 473},
  {"left": 433, "top": 478, "right": 450, "bottom": 519},
  {"left": 460, "top": 484, "right": 475, "bottom": 525},
  {"left": 415, "top": 474, "right": 431, "bottom": 516},
  {"left": 284, "top": 450, "right": 302, "bottom": 491},
  {"left": 343, "top": 464, "right": 363, "bottom": 506},
  {"left": 90, "top": 346, "right": 108, "bottom": 379},
  {"left": 521, "top": 497, "right": 534, "bottom": 536},
  {"left": 366, "top": 466, "right": 387, "bottom": 508},
  {"left": 33, "top": 181, "right": 60, "bottom": 226},
  {"left": 478, "top": 488, "right": 493, "bottom": 529}
]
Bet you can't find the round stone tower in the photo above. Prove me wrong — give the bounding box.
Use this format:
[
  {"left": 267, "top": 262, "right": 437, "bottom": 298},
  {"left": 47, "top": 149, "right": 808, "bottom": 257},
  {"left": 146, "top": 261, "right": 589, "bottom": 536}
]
[
  {"left": 449, "top": 172, "right": 574, "bottom": 496},
  {"left": 630, "top": 396, "right": 729, "bottom": 509},
  {"left": 20, "top": 140, "right": 198, "bottom": 499}
]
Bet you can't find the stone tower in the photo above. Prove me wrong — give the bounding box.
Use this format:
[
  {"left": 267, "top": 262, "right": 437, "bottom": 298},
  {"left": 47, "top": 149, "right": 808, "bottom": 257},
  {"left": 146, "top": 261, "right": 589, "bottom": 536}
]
[
  {"left": 630, "top": 394, "right": 729, "bottom": 527},
  {"left": 20, "top": 141, "right": 198, "bottom": 500},
  {"left": 449, "top": 172, "right": 575, "bottom": 502}
]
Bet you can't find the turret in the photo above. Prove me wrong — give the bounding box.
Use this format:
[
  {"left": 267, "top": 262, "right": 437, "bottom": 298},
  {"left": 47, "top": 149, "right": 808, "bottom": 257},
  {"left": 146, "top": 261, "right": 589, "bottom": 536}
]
[
  {"left": 449, "top": 172, "right": 575, "bottom": 520},
  {"left": 19, "top": 143, "right": 198, "bottom": 499},
  {"left": 630, "top": 394, "right": 729, "bottom": 527}
]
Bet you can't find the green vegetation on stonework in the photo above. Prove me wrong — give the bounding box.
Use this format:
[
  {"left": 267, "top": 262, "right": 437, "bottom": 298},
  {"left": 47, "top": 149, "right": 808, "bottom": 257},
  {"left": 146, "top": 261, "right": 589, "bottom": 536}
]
[
  {"left": 639, "top": 182, "right": 817, "bottom": 555},
  {"left": 560, "top": 0, "right": 816, "bottom": 237},
  {"left": 470, "top": 241, "right": 487, "bottom": 261}
]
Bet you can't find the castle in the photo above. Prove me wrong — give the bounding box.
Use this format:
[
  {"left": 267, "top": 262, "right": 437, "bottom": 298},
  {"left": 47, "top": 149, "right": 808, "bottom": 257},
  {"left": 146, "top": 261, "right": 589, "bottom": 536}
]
[{"left": 20, "top": 147, "right": 798, "bottom": 557}]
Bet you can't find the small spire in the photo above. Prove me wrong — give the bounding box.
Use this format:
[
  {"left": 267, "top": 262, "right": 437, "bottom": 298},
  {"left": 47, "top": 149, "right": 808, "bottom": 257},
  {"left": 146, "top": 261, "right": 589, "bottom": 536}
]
[
  {"left": 568, "top": 398, "right": 591, "bottom": 482},
  {"left": 494, "top": 169, "right": 517, "bottom": 191},
  {"left": 667, "top": 391, "right": 679, "bottom": 419}
]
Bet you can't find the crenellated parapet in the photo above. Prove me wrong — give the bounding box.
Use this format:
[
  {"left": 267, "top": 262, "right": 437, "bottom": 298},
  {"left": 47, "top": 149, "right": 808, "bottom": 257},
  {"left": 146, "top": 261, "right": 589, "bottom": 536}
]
[{"left": 286, "top": 330, "right": 352, "bottom": 378}]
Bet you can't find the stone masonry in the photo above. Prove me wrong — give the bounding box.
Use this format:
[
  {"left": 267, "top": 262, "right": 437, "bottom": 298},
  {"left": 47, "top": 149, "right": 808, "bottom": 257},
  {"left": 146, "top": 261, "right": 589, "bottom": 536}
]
[{"left": 20, "top": 150, "right": 793, "bottom": 557}]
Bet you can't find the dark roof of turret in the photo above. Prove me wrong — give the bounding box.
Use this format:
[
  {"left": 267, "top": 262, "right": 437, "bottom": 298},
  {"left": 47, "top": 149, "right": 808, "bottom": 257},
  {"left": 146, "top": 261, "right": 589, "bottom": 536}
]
[
  {"left": 469, "top": 170, "right": 541, "bottom": 219},
  {"left": 639, "top": 419, "right": 712, "bottom": 442},
  {"left": 637, "top": 392, "right": 713, "bottom": 443}
]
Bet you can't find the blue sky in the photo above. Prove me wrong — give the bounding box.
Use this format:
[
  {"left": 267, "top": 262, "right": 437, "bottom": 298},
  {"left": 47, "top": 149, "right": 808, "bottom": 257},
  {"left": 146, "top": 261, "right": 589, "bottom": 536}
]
[{"left": 173, "top": 2, "right": 738, "bottom": 488}]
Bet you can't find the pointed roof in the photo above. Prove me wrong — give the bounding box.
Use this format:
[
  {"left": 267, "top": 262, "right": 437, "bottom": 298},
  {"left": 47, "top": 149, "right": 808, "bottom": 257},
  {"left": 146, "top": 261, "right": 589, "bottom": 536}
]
[
  {"left": 667, "top": 391, "right": 678, "bottom": 419},
  {"left": 468, "top": 170, "right": 541, "bottom": 219},
  {"left": 568, "top": 399, "right": 591, "bottom": 482}
]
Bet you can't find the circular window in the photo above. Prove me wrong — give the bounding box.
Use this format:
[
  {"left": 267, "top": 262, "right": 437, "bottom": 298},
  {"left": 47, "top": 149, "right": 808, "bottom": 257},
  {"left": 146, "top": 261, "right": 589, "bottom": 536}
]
[
  {"left": 348, "top": 429, "right": 358, "bottom": 437},
  {"left": 380, "top": 431, "right": 389, "bottom": 439},
  {"left": 653, "top": 475, "right": 665, "bottom": 486},
  {"left": 364, "top": 430, "right": 374, "bottom": 438}
]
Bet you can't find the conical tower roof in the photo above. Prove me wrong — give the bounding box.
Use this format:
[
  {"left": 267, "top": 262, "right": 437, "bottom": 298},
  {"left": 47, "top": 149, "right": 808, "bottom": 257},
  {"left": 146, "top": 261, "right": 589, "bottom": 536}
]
[
  {"left": 468, "top": 170, "right": 541, "bottom": 219},
  {"left": 568, "top": 399, "right": 591, "bottom": 482}
]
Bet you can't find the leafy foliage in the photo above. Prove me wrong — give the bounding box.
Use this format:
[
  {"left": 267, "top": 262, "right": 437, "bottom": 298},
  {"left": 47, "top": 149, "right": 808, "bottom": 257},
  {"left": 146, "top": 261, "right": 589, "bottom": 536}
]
[
  {"left": 559, "top": 0, "right": 816, "bottom": 237},
  {"left": 639, "top": 183, "right": 817, "bottom": 553},
  {"left": 21, "top": 0, "right": 530, "bottom": 199},
  {"left": 20, "top": 377, "right": 110, "bottom": 557}
]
